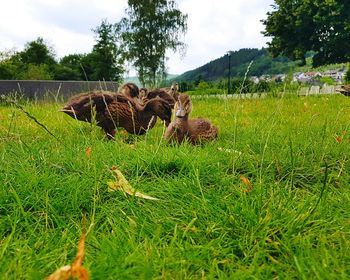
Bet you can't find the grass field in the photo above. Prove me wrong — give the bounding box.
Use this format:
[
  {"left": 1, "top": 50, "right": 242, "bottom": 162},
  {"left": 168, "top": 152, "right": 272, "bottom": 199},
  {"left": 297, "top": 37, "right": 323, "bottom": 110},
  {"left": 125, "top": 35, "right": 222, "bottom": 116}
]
[{"left": 0, "top": 93, "right": 350, "bottom": 279}]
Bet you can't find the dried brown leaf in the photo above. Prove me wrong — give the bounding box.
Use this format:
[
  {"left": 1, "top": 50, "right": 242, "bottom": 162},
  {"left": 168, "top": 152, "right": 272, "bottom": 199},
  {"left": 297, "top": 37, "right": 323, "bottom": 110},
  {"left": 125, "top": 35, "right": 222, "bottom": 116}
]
[
  {"left": 335, "top": 136, "right": 343, "bottom": 144},
  {"left": 85, "top": 147, "right": 92, "bottom": 158},
  {"left": 46, "top": 232, "right": 88, "bottom": 280}
]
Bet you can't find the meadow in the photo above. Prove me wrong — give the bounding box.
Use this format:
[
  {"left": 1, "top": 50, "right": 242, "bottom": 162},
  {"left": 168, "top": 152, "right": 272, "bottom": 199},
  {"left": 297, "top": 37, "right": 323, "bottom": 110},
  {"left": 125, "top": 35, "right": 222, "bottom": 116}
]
[{"left": 0, "top": 93, "right": 350, "bottom": 279}]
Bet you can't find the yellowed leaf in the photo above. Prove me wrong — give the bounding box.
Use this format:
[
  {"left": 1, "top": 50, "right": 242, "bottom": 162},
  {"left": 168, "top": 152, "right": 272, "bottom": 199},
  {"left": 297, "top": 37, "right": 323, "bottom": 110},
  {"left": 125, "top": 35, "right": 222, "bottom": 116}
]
[
  {"left": 335, "top": 131, "right": 346, "bottom": 144},
  {"left": 46, "top": 265, "right": 71, "bottom": 280},
  {"left": 85, "top": 147, "right": 92, "bottom": 158},
  {"left": 239, "top": 175, "right": 253, "bottom": 193},
  {"left": 46, "top": 232, "right": 88, "bottom": 280},
  {"left": 335, "top": 136, "right": 343, "bottom": 144},
  {"left": 108, "top": 166, "right": 159, "bottom": 200},
  {"left": 71, "top": 232, "right": 88, "bottom": 280}
]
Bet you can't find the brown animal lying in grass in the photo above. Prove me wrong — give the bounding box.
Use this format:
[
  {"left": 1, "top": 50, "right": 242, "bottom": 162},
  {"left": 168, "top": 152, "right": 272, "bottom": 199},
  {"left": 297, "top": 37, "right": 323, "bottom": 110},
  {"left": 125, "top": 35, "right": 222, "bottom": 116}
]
[
  {"left": 60, "top": 91, "right": 172, "bottom": 139},
  {"left": 164, "top": 94, "right": 218, "bottom": 145}
]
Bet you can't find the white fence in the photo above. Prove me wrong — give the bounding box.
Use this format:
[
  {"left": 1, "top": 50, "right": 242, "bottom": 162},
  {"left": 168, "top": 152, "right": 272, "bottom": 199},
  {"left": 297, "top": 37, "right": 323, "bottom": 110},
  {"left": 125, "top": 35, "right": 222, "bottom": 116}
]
[{"left": 298, "top": 85, "right": 341, "bottom": 96}]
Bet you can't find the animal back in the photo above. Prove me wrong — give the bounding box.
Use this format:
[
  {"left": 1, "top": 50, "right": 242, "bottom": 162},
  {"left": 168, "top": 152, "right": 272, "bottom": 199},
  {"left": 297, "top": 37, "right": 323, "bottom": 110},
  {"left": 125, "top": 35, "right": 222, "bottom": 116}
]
[{"left": 188, "top": 118, "right": 218, "bottom": 144}]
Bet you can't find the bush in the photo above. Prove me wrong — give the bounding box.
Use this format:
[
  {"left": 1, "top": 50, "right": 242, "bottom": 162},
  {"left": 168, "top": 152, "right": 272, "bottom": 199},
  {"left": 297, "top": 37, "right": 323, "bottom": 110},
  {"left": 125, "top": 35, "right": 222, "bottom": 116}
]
[
  {"left": 320, "top": 76, "right": 336, "bottom": 85},
  {"left": 345, "top": 66, "right": 350, "bottom": 83}
]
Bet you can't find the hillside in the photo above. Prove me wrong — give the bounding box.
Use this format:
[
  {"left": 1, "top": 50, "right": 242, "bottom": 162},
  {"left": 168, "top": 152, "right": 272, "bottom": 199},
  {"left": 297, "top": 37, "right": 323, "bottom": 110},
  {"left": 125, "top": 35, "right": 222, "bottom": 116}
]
[
  {"left": 175, "top": 48, "right": 298, "bottom": 82},
  {"left": 124, "top": 74, "right": 179, "bottom": 87}
]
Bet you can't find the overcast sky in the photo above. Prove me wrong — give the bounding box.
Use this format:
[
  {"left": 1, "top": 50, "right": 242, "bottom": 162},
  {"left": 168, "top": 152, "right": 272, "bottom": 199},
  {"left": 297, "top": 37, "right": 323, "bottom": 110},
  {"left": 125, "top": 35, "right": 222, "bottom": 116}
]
[{"left": 0, "top": 0, "right": 275, "bottom": 76}]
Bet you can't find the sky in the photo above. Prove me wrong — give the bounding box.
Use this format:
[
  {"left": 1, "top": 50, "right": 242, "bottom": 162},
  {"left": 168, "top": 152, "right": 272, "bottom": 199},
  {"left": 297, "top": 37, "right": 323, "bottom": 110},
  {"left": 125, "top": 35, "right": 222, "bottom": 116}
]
[{"left": 0, "top": 0, "right": 275, "bottom": 76}]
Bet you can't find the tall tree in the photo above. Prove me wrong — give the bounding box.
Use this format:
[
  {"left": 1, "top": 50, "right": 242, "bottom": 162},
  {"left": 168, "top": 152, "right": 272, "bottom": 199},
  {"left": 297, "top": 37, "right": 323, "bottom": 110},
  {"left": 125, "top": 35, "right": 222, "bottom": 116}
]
[
  {"left": 118, "top": 0, "right": 187, "bottom": 87},
  {"left": 81, "top": 19, "right": 124, "bottom": 82},
  {"left": 20, "top": 37, "right": 56, "bottom": 66},
  {"left": 262, "top": 0, "right": 350, "bottom": 67}
]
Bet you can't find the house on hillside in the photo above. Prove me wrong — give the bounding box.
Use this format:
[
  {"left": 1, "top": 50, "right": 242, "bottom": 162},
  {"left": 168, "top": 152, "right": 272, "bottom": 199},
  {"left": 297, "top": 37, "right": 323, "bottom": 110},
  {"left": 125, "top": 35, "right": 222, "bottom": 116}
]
[
  {"left": 272, "top": 74, "right": 287, "bottom": 83},
  {"left": 250, "top": 76, "right": 260, "bottom": 84},
  {"left": 323, "top": 69, "right": 346, "bottom": 83},
  {"left": 294, "top": 71, "right": 322, "bottom": 84},
  {"left": 259, "top": 75, "right": 272, "bottom": 82},
  {"left": 293, "top": 72, "right": 303, "bottom": 82}
]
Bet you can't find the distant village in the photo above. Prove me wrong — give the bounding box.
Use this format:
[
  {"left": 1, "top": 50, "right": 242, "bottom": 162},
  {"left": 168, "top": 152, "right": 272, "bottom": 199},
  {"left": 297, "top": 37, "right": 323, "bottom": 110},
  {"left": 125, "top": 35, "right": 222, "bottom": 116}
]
[{"left": 250, "top": 68, "right": 347, "bottom": 85}]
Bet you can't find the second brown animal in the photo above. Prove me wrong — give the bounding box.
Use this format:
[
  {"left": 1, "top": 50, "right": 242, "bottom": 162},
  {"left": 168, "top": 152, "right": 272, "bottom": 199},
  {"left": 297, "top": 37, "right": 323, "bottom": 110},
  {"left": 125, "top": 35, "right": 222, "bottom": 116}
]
[{"left": 164, "top": 94, "right": 218, "bottom": 145}]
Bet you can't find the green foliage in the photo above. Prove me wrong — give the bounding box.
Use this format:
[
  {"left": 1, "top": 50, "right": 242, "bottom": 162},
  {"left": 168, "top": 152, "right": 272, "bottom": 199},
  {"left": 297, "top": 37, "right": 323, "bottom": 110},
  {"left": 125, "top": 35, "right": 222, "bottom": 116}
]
[
  {"left": 262, "top": 0, "right": 350, "bottom": 67},
  {"left": 0, "top": 60, "right": 17, "bottom": 79},
  {"left": 118, "top": 0, "right": 187, "bottom": 87},
  {"left": 183, "top": 77, "right": 302, "bottom": 96},
  {"left": 20, "top": 37, "right": 56, "bottom": 67},
  {"left": 87, "top": 19, "right": 124, "bottom": 82},
  {"left": 345, "top": 66, "right": 350, "bottom": 83},
  {"left": 55, "top": 54, "right": 86, "bottom": 80},
  {"left": 0, "top": 25, "right": 125, "bottom": 82},
  {"left": 320, "top": 76, "right": 336, "bottom": 86},
  {"left": 53, "top": 64, "right": 82, "bottom": 80},
  {"left": 197, "top": 80, "right": 210, "bottom": 90},
  {"left": 0, "top": 38, "right": 55, "bottom": 80},
  {"left": 1, "top": 95, "right": 350, "bottom": 278},
  {"left": 176, "top": 48, "right": 297, "bottom": 83},
  {"left": 19, "top": 64, "right": 53, "bottom": 80}
]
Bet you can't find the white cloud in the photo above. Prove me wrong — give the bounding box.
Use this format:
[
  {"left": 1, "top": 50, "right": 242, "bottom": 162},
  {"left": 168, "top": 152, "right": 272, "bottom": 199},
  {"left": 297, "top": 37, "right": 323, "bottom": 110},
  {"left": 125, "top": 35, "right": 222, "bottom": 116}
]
[
  {"left": 0, "top": 0, "right": 127, "bottom": 57},
  {"left": 0, "top": 0, "right": 274, "bottom": 75},
  {"left": 167, "top": 0, "right": 274, "bottom": 74}
]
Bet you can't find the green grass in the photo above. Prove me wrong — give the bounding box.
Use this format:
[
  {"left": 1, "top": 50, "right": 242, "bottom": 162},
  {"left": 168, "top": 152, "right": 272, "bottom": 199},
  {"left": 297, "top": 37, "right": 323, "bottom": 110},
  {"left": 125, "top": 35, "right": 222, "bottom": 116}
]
[{"left": 1, "top": 93, "right": 350, "bottom": 279}]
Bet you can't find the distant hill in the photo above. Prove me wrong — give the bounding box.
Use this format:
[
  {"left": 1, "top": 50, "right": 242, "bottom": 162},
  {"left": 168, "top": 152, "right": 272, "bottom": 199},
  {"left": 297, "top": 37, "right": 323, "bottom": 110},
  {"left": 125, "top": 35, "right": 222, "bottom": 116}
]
[
  {"left": 174, "top": 48, "right": 298, "bottom": 82},
  {"left": 123, "top": 74, "right": 178, "bottom": 87}
]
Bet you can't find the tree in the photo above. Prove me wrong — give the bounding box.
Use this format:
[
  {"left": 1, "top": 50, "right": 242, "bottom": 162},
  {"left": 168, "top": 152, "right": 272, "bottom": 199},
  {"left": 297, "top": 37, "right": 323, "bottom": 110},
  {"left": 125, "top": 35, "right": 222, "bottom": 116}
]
[
  {"left": 55, "top": 54, "right": 86, "bottom": 80},
  {"left": 19, "top": 64, "right": 53, "bottom": 80},
  {"left": 20, "top": 37, "right": 56, "bottom": 66},
  {"left": 345, "top": 66, "right": 350, "bottom": 83},
  {"left": 118, "top": 0, "right": 187, "bottom": 87},
  {"left": 0, "top": 60, "right": 17, "bottom": 79},
  {"left": 16, "top": 37, "right": 56, "bottom": 79},
  {"left": 262, "top": 0, "right": 350, "bottom": 67},
  {"left": 83, "top": 19, "right": 124, "bottom": 82},
  {"left": 0, "top": 39, "right": 56, "bottom": 80}
]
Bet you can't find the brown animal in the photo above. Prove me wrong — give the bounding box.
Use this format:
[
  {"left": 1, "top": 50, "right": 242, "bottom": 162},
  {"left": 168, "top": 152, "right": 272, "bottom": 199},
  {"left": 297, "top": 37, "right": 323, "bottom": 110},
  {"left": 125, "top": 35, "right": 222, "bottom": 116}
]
[
  {"left": 336, "top": 85, "right": 350, "bottom": 96},
  {"left": 159, "top": 81, "right": 180, "bottom": 101},
  {"left": 139, "top": 88, "right": 148, "bottom": 100},
  {"left": 164, "top": 94, "right": 218, "bottom": 144},
  {"left": 169, "top": 81, "right": 180, "bottom": 101},
  {"left": 140, "top": 82, "right": 179, "bottom": 108},
  {"left": 118, "top": 82, "right": 140, "bottom": 98},
  {"left": 60, "top": 91, "right": 172, "bottom": 139},
  {"left": 144, "top": 89, "right": 176, "bottom": 108}
]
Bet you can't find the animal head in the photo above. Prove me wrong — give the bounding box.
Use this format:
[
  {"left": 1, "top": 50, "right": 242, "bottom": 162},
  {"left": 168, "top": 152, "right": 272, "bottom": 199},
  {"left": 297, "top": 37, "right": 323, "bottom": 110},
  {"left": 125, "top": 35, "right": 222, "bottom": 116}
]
[
  {"left": 139, "top": 88, "right": 148, "bottom": 99},
  {"left": 170, "top": 81, "right": 179, "bottom": 100},
  {"left": 119, "top": 83, "right": 139, "bottom": 98},
  {"left": 139, "top": 87, "right": 149, "bottom": 104},
  {"left": 145, "top": 97, "right": 172, "bottom": 126},
  {"left": 60, "top": 92, "right": 115, "bottom": 121},
  {"left": 146, "top": 89, "right": 176, "bottom": 108},
  {"left": 174, "top": 94, "right": 192, "bottom": 118}
]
